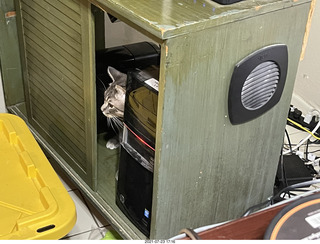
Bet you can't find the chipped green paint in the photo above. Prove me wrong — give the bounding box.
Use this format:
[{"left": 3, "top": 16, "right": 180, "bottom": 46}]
[
  {"left": 91, "top": 0, "right": 310, "bottom": 39},
  {"left": 0, "top": 0, "right": 24, "bottom": 106}
]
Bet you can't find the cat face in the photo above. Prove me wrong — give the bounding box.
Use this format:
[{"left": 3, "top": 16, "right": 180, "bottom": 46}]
[
  {"left": 101, "top": 67, "right": 127, "bottom": 119},
  {"left": 101, "top": 84, "right": 125, "bottom": 118}
]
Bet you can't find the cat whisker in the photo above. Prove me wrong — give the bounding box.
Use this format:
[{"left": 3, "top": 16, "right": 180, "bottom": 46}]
[
  {"left": 106, "top": 117, "right": 111, "bottom": 127},
  {"left": 110, "top": 118, "right": 123, "bottom": 131},
  {"left": 113, "top": 117, "right": 124, "bottom": 128},
  {"left": 110, "top": 120, "right": 116, "bottom": 132},
  {"left": 115, "top": 121, "right": 123, "bottom": 129},
  {"left": 107, "top": 117, "right": 116, "bottom": 132}
]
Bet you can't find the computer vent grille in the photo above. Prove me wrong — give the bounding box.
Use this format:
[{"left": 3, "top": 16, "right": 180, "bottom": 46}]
[{"left": 241, "top": 61, "right": 280, "bottom": 110}]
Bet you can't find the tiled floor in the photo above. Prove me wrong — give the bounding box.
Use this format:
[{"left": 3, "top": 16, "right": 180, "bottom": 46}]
[{"left": 54, "top": 167, "right": 117, "bottom": 240}]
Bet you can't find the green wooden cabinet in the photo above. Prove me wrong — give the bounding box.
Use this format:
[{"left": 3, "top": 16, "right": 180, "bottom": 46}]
[{"left": 1, "top": 0, "right": 312, "bottom": 239}]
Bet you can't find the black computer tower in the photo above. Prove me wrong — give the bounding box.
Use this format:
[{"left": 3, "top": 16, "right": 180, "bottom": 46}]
[
  {"left": 95, "top": 42, "right": 160, "bottom": 134},
  {"left": 116, "top": 67, "right": 159, "bottom": 237}
]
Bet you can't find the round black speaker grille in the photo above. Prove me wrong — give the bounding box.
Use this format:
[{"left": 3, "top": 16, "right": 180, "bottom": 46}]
[
  {"left": 241, "top": 61, "right": 280, "bottom": 110},
  {"left": 228, "top": 44, "right": 288, "bottom": 125}
]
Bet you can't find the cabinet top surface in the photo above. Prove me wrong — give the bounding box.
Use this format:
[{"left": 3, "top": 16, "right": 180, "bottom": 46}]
[{"left": 92, "top": 0, "right": 310, "bottom": 40}]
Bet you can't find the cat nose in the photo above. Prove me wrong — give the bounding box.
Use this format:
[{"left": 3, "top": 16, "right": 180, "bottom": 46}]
[{"left": 101, "top": 104, "right": 106, "bottom": 112}]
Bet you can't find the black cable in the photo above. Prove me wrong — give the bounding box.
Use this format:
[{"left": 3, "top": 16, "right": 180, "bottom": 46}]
[
  {"left": 309, "top": 138, "right": 320, "bottom": 144},
  {"left": 281, "top": 153, "right": 289, "bottom": 190},
  {"left": 285, "top": 129, "right": 293, "bottom": 154},
  {"left": 284, "top": 188, "right": 310, "bottom": 192},
  {"left": 279, "top": 145, "right": 289, "bottom": 196},
  {"left": 271, "top": 179, "right": 320, "bottom": 203},
  {"left": 287, "top": 120, "right": 305, "bottom": 133},
  {"left": 305, "top": 139, "right": 310, "bottom": 160},
  {"left": 242, "top": 179, "right": 320, "bottom": 217},
  {"left": 242, "top": 200, "right": 271, "bottom": 217},
  {"left": 303, "top": 137, "right": 320, "bottom": 154},
  {"left": 283, "top": 140, "right": 319, "bottom": 149}
]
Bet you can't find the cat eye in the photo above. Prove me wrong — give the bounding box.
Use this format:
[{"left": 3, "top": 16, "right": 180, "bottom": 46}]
[{"left": 109, "top": 104, "right": 114, "bottom": 108}]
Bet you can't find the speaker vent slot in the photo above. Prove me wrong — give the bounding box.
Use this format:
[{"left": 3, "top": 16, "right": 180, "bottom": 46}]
[
  {"left": 228, "top": 44, "right": 288, "bottom": 124},
  {"left": 241, "top": 61, "right": 280, "bottom": 110}
]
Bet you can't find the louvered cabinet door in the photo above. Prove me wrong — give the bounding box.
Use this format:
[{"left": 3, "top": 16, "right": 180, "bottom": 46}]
[{"left": 16, "top": 0, "right": 96, "bottom": 187}]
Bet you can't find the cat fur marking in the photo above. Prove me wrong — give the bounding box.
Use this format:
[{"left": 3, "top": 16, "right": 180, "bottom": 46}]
[
  {"left": 100, "top": 66, "right": 127, "bottom": 149},
  {"left": 101, "top": 66, "right": 127, "bottom": 119}
]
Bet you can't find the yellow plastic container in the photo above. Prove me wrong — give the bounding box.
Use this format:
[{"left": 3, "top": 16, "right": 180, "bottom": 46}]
[{"left": 0, "top": 113, "right": 76, "bottom": 240}]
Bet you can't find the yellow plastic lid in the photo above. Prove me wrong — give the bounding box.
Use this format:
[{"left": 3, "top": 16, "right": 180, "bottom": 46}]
[{"left": 0, "top": 114, "right": 76, "bottom": 240}]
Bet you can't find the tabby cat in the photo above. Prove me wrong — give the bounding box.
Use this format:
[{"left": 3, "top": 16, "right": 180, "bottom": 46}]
[
  {"left": 101, "top": 66, "right": 127, "bottom": 149},
  {"left": 101, "top": 65, "right": 159, "bottom": 149}
]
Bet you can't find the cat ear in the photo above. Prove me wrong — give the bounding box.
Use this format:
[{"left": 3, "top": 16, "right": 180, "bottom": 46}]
[
  {"left": 114, "top": 85, "right": 126, "bottom": 100},
  {"left": 107, "top": 66, "right": 117, "bottom": 82},
  {"left": 107, "top": 66, "right": 127, "bottom": 85}
]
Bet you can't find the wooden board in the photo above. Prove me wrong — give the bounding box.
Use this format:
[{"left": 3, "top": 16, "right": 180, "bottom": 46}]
[
  {"left": 0, "top": 0, "right": 24, "bottom": 106},
  {"left": 91, "top": 0, "right": 311, "bottom": 40},
  {"left": 152, "top": 3, "right": 311, "bottom": 238},
  {"left": 15, "top": 0, "right": 96, "bottom": 187},
  {"left": 181, "top": 192, "right": 320, "bottom": 240}
]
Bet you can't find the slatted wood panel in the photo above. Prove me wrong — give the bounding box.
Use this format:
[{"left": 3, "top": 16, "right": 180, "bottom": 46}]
[{"left": 18, "top": 0, "right": 95, "bottom": 185}]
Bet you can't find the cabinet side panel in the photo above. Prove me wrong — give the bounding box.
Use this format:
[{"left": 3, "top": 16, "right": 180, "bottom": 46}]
[
  {"left": 17, "top": 0, "right": 95, "bottom": 185},
  {"left": 0, "top": 0, "right": 25, "bottom": 106},
  {"left": 152, "top": 4, "right": 310, "bottom": 239}
]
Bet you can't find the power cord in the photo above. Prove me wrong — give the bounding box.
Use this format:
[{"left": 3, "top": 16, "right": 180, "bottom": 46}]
[
  {"left": 288, "top": 106, "right": 320, "bottom": 136},
  {"left": 287, "top": 118, "right": 320, "bottom": 141},
  {"left": 283, "top": 110, "right": 320, "bottom": 155},
  {"left": 242, "top": 179, "right": 320, "bottom": 217},
  {"left": 284, "top": 129, "right": 293, "bottom": 154}
]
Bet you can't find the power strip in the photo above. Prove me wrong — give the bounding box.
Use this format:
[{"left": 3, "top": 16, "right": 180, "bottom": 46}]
[{"left": 287, "top": 105, "right": 320, "bottom": 137}]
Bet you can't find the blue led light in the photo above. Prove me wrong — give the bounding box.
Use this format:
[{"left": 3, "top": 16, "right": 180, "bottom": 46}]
[{"left": 144, "top": 209, "right": 150, "bottom": 218}]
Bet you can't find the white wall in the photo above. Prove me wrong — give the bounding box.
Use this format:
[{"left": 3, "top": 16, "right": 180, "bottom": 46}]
[
  {"left": 0, "top": 69, "right": 7, "bottom": 113},
  {"left": 292, "top": 0, "right": 320, "bottom": 113},
  {"left": 104, "top": 15, "right": 155, "bottom": 48}
]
